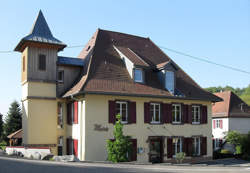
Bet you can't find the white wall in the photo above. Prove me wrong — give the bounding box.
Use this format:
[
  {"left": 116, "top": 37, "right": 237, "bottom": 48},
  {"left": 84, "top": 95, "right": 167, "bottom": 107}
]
[
  {"left": 212, "top": 118, "right": 228, "bottom": 139},
  {"left": 229, "top": 118, "right": 250, "bottom": 134}
]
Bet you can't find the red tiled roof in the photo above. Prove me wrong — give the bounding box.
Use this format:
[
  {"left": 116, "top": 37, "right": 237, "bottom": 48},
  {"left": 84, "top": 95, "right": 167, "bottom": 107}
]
[
  {"left": 63, "top": 29, "right": 221, "bottom": 102},
  {"left": 212, "top": 91, "right": 250, "bottom": 118}
]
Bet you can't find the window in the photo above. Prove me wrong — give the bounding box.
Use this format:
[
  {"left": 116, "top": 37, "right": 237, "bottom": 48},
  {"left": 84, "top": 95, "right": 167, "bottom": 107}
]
[
  {"left": 38, "top": 54, "right": 46, "bottom": 71},
  {"left": 134, "top": 68, "right": 143, "bottom": 82},
  {"left": 57, "top": 102, "right": 63, "bottom": 128},
  {"left": 165, "top": 71, "right": 174, "bottom": 94},
  {"left": 58, "top": 136, "right": 63, "bottom": 156},
  {"left": 192, "top": 105, "right": 201, "bottom": 124},
  {"left": 193, "top": 137, "right": 201, "bottom": 156},
  {"left": 22, "top": 56, "right": 25, "bottom": 72},
  {"left": 214, "top": 138, "right": 222, "bottom": 148},
  {"left": 172, "top": 137, "right": 182, "bottom": 156},
  {"left": 58, "top": 70, "right": 64, "bottom": 83},
  {"left": 150, "top": 103, "right": 160, "bottom": 123},
  {"left": 116, "top": 101, "right": 128, "bottom": 123},
  {"left": 214, "top": 119, "right": 222, "bottom": 129},
  {"left": 172, "top": 104, "right": 181, "bottom": 123}
]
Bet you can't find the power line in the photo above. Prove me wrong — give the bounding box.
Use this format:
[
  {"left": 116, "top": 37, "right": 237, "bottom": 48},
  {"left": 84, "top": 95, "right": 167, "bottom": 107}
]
[{"left": 0, "top": 44, "right": 249, "bottom": 75}]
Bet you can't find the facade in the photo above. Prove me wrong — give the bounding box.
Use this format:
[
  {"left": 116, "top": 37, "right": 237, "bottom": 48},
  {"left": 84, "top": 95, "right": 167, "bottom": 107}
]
[
  {"left": 15, "top": 11, "right": 221, "bottom": 163},
  {"left": 212, "top": 91, "right": 250, "bottom": 151}
]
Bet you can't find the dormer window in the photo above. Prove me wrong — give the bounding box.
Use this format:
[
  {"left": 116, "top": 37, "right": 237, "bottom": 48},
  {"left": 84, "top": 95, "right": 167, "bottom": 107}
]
[
  {"left": 134, "top": 68, "right": 143, "bottom": 83},
  {"left": 165, "top": 71, "right": 175, "bottom": 94}
]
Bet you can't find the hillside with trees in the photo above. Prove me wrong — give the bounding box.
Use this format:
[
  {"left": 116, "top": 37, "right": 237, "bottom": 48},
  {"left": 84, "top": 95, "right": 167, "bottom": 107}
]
[{"left": 205, "top": 85, "right": 250, "bottom": 105}]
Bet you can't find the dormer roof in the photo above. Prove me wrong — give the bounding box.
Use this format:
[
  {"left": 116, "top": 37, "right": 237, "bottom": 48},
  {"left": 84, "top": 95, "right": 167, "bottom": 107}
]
[{"left": 14, "top": 10, "right": 66, "bottom": 52}]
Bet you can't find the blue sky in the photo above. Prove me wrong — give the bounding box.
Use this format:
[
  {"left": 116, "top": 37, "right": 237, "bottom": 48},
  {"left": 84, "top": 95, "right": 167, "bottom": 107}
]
[{"left": 0, "top": 0, "right": 249, "bottom": 115}]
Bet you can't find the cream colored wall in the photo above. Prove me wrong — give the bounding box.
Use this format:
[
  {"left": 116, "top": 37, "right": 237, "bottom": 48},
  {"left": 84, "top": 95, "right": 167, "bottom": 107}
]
[{"left": 83, "top": 94, "right": 212, "bottom": 163}]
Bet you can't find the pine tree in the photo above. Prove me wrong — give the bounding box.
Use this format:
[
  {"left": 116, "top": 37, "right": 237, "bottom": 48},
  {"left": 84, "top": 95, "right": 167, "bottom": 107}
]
[
  {"left": 4, "top": 101, "right": 22, "bottom": 138},
  {"left": 106, "top": 114, "right": 131, "bottom": 162},
  {"left": 0, "top": 113, "right": 3, "bottom": 141}
]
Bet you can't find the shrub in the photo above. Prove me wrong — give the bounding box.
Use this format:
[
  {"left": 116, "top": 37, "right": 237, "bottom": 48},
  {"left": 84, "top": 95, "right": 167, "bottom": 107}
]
[
  {"left": 235, "top": 145, "right": 242, "bottom": 155},
  {"left": 175, "top": 152, "right": 186, "bottom": 164}
]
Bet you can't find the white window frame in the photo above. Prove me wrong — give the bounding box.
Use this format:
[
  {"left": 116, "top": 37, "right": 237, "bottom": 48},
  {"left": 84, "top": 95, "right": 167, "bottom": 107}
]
[
  {"left": 193, "top": 137, "right": 201, "bottom": 156},
  {"left": 173, "top": 137, "right": 182, "bottom": 157},
  {"left": 150, "top": 103, "right": 161, "bottom": 124},
  {"left": 192, "top": 105, "right": 201, "bottom": 124},
  {"left": 165, "top": 70, "right": 175, "bottom": 93},
  {"left": 116, "top": 101, "right": 128, "bottom": 124},
  {"left": 215, "top": 119, "right": 221, "bottom": 129},
  {"left": 58, "top": 136, "right": 63, "bottom": 146},
  {"left": 172, "top": 104, "right": 181, "bottom": 124},
  {"left": 134, "top": 68, "right": 143, "bottom": 83},
  {"left": 58, "top": 102, "right": 63, "bottom": 128},
  {"left": 58, "top": 70, "right": 64, "bottom": 83}
]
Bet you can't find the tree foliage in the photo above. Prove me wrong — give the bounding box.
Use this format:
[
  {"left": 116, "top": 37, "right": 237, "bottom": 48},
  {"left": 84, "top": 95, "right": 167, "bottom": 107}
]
[
  {"left": 0, "top": 114, "right": 3, "bottom": 140},
  {"left": 225, "top": 131, "right": 242, "bottom": 146},
  {"left": 205, "top": 84, "right": 250, "bottom": 105},
  {"left": 106, "top": 114, "right": 131, "bottom": 162},
  {"left": 4, "top": 101, "right": 22, "bottom": 140}
]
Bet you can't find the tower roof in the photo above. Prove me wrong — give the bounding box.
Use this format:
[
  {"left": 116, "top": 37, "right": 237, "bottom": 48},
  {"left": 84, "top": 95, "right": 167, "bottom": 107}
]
[{"left": 14, "top": 10, "right": 66, "bottom": 52}]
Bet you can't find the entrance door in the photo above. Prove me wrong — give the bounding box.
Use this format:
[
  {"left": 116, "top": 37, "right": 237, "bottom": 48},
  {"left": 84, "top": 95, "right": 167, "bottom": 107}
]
[{"left": 149, "top": 137, "right": 164, "bottom": 163}]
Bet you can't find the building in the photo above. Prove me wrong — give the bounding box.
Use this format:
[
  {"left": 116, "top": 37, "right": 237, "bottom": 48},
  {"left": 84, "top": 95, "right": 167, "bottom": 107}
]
[
  {"left": 15, "top": 10, "right": 221, "bottom": 163},
  {"left": 7, "top": 129, "right": 23, "bottom": 146},
  {"left": 212, "top": 91, "right": 250, "bottom": 151}
]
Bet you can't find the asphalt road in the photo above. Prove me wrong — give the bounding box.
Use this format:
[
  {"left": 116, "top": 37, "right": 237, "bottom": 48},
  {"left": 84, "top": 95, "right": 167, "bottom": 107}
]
[{"left": 0, "top": 156, "right": 250, "bottom": 173}]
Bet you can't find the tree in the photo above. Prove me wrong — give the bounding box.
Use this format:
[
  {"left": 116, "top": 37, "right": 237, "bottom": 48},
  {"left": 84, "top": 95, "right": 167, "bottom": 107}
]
[
  {"left": 225, "top": 131, "right": 242, "bottom": 146},
  {"left": 0, "top": 113, "right": 3, "bottom": 140},
  {"left": 106, "top": 114, "right": 131, "bottom": 162},
  {"left": 4, "top": 101, "right": 22, "bottom": 140}
]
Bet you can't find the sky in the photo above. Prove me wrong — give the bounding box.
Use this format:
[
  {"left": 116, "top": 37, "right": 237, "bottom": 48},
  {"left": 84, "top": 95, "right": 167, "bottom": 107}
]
[{"left": 0, "top": 0, "right": 249, "bottom": 116}]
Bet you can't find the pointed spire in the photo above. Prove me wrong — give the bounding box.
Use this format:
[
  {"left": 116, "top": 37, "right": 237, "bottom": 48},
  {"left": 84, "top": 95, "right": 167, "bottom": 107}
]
[
  {"left": 29, "top": 10, "right": 53, "bottom": 37},
  {"left": 14, "top": 10, "right": 66, "bottom": 52}
]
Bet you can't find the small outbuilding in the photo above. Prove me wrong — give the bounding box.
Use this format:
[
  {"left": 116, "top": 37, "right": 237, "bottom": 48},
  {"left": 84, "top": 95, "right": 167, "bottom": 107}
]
[{"left": 7, "top": 129, "right": 22, "bottom": 146}]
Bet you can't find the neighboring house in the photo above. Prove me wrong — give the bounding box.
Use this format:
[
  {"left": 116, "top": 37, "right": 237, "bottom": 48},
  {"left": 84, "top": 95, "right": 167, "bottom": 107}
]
[
  {"left": 7, "top": 129, "right": 23, "bottom": 146},
  {"left": 14, "top": 10, "right": 221, "bottom": 163},
  {"left": 212, "top": 91, "right": 250, "bottom": 151}
]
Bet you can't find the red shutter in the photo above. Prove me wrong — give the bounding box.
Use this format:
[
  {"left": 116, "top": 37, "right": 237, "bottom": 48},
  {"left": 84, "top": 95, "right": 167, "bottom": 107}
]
[
  {"left": 131, "top": 139, "right": 137, "bottom": 161},
  {"left": 202, "top": 106, "right": 208, "bottom": 124},
  {"left": 67, "top": 103, "right": 72, "bottom": 125},
  {"left": 213, "top": 120, "right": 215, "bottom": 129},
  {"left": 144, "top": 102, "right": 150, "bottom": 123},
  {"left": 220, "top": 120, "right": 223, "bottom": 129},
  {"left": 109, "top": 101, "right": 116, "bottom": 124},
  {"left": 188, "top": 105, "right": 192, "bottom": 123},
  {"left": 166, "top": 104, "right": 172, "bottom": 123},
  {"left": 167, "top": 138, "right": 173, "bottom": 158},
  {"left": 73, "top": 139, "right": 78, "bottom": 157},
  {"left": 201, "top": 137, "right": 207, "bottom": 155},
  {"left": 74, "top": 101, "right": 78, "bottom": 124},
  {"left": 129, "top": 102, "right": 136, "bottom": 124}
]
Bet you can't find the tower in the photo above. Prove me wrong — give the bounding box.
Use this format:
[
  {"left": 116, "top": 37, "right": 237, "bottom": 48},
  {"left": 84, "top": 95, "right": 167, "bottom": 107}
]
[{"left": 14, "top": 10, "right": 66, "bottom": 153}]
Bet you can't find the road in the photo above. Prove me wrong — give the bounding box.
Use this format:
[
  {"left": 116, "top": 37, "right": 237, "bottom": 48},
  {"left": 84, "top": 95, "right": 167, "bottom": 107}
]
[{"left": 0, "top": 156, "right": 250, "bottom": 173}]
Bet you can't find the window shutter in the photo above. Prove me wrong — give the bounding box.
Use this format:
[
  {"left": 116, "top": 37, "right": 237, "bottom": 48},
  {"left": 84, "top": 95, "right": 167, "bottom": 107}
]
[
  {"left": 201, "top": 137, "right": 207, "bottom": 155},
  {"left": 66, "top": 138, "right": 70, "bottom": 155},
  {"left": 108, "top": 101, "right": 116, "bottom": 124},
  {"left": 167, "top": 138, "right": 173, "bottom": 158},
  {"left": 184, "top": 138, "right": 193, "bottom": 156},
  {"left": 73, "top": 139, "right": 78, "bottom": 157},
  {"left": 131, "top": 139, "right": 137, "bottom": 161},
  {"left": 144, "top": 102, "right": 150, "bottom": 123},
  {"left": 74, "top": 101, "right": 78, "bottom": 124},
  {"left": 129, "top": 101, "right": 136, "bottom": 124},
  {"left": 166, "top": 104, "right": 172, "bottom": 123},
  {"left": 67, "top": 103, "right": 72, "bottom": 125},
  {"left": 220, "top": 120, "right": 223, "bottom": 129},
  {"left": 188, "top": 105, "right": 192, "bottom": 124},
  {"left": 213, "top": 120, "right": 215, "bottom": 129},
  {"left": 202, "top": 106, "right": 208, "bottom": 124},
  {"left": 182, "top": 104, "right": 188, "bottom": 124},
  {"left": 162, "top": 104, "right": 168, "bottom": 123}
]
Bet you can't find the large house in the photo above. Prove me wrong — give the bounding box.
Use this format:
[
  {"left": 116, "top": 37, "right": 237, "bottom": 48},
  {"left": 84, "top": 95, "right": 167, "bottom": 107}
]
[
  {"left": 15, "top": 11, "right": 221, "bottom": 163},
  {"left": 212, "top": 91, "right": 250, "bottom": 150}
]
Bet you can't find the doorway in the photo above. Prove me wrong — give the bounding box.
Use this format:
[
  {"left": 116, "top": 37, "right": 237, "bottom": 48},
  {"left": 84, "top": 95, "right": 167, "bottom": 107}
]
[{"left": 149, "top": 137, "right": 164, "bottom": 163}]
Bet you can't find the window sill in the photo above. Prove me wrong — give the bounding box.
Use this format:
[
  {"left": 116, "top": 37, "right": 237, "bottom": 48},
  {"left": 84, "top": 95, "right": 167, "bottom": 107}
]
[
  {"left": 172, "top": 122, "right": 181, "bottom": 125},
  {"left": 150, "top": 121, "right": 161, "bottom": 125},
  {"left": 121, "top": 121, "right": 128, "bottom": 124},
  {"left": 192, "top": 122, "right": 201, "bottom": 125}
]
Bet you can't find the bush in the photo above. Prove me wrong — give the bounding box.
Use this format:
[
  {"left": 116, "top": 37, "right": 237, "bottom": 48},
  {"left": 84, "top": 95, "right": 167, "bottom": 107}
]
[
  {"left": 175, "top": 152, "right": 186, "bottom": 164},
  {"left": 235, "top": 145, "right": 242, "bottom": 155}
]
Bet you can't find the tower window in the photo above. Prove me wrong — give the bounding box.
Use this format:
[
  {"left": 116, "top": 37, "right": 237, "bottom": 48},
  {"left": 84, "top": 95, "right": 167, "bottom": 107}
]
[
  {"left": 22, "top": 56, "right": 25, "bottom": 72},
  {"left": 58, "top": 70, "right": 64, "bottom": 83},
  {"left": 38, "top": 54, "right": 46, "bottom": 71},
  {"left": 134, "top": 68, "right": 143, "bottom": 83}
]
